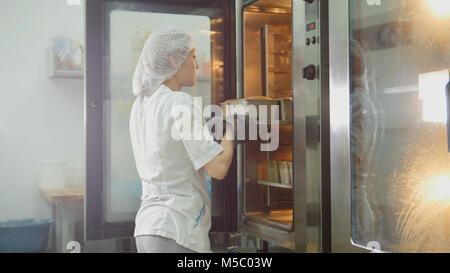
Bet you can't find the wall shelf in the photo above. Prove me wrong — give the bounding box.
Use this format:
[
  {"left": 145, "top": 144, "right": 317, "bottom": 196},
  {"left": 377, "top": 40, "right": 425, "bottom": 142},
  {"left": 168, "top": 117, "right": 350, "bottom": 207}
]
[
  {"left": 48, "top": 47, "right": 83, "bottom": 79},
  {"left": 50, "top": 70, "right": 84, "bottom": 79}
]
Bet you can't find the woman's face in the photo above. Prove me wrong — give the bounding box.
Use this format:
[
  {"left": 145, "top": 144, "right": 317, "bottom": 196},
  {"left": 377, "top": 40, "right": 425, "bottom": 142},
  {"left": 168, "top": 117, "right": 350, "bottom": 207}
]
[{"left": 174, "top": 49, "right": 199, "bottom": 87}]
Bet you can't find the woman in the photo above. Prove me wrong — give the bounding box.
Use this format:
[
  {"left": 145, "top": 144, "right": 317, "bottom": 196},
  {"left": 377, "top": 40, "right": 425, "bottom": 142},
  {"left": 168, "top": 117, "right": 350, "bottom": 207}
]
[{"left": 129, "top": 28, "right": 234, "bottom": 253}]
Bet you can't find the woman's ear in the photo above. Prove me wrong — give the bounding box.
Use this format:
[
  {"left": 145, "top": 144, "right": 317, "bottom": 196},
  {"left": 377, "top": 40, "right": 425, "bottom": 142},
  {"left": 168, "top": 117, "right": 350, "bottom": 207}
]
[{"left": 169, "top": 55, "right": 179, "bottom": 70}]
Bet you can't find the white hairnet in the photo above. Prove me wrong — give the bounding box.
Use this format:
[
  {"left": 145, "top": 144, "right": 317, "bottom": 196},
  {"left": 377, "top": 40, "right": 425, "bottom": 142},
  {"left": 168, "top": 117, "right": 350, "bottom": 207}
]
[{"left": 132, "top": 28, "right": 194, "bottom": 96}]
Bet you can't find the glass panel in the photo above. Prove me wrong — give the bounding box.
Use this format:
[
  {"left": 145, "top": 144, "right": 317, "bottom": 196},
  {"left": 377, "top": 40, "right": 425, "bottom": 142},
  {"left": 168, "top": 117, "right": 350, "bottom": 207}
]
[
  {"left": 242, "top": 0, "right": 293, "bottom": 231},
  {"left": 350, "top": 0, "right": 450, "bottom": 252},
  {"left": 104, "top": 3, "right": 212, "bottom": 222}
]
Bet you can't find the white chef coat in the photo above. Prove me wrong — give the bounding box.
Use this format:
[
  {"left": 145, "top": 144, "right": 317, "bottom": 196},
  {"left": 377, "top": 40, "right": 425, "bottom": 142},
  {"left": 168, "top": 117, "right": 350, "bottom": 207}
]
[{"left": 129, "top": 84, "right": 223, "bottom": 253}]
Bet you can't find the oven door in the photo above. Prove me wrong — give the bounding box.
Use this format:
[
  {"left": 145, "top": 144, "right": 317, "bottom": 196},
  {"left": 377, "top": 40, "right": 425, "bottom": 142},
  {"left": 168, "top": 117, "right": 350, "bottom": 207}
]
[
  {"left": 330, "top": 0, "right": 450, "bottom": 252},
  {"left": 236, "top": 0, "right": 328, "bottom": 253},
  {"left": 85, "top": 0, "right": 236, "bottom": 242}
]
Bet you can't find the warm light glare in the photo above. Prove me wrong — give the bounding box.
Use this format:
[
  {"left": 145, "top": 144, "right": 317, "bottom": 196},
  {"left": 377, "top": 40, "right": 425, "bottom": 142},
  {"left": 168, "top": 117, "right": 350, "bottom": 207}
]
[
  {"left": 418, "top": 70, "right": 449, "bottom": 123},
  {"left": 426, "top": 0, "right": 450, "bottom": 17},
  {"left": 423, "top": 174, "right": 450, "bottom": 203}
]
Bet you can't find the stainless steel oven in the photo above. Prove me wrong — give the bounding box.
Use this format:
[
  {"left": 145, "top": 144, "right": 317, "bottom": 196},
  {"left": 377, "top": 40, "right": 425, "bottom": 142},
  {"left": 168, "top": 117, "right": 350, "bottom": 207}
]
[{"left": 236, "top": 0, "right": 450, "bottom": 253}]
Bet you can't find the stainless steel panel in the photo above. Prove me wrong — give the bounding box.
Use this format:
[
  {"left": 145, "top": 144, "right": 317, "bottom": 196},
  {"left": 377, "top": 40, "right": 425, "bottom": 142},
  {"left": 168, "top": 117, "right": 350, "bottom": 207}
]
[
  {"left": 292, "top": 0, "right": 308, "bottom": 252},
  {"left": 302, "top": 0, "right": 322, "bottom": 253},
  {"left": 328, "top": 0, "right": 365, "bottom": 252}
]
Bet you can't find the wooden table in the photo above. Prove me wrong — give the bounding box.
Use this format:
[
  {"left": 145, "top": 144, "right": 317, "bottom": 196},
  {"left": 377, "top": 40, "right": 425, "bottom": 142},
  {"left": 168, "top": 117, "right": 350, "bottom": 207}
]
[
  {"left": 39, "top": 188, "right": 84, "bottom": 205},
  {"left": 39, "top": 188, "right": 84, "bottom": 253}
]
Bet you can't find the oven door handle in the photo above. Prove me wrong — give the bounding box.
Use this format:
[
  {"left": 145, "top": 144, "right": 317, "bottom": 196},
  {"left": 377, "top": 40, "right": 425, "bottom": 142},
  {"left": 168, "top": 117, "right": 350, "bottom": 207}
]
[{"left": 446, "top": 80, "right": 450, "bottom": 152}]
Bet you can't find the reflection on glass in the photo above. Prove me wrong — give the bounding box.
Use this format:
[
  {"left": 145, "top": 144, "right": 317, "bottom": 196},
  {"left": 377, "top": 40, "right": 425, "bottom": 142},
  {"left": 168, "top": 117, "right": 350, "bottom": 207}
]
[
  {"left": 350, "top": 0, "right": 450, "bottom": 252},
  {"left": 350, "top": 38, "right": 385, "bottom": 245}
]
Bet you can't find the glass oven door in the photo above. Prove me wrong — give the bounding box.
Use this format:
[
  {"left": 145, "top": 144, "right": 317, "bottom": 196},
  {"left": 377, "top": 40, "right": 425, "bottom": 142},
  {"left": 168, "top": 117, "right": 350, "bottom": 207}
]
[
  {"left": 241, "top": 0, "right": 294, "bottom": 233},
  {"left": 237, "top": 0, "right": 326, "bottom": 252},
  {"left": 85, "top": 0, "right": 236, "bottom": 241},
  {"left": 330, "top": 0, "right": 450, "bottom": 252}
]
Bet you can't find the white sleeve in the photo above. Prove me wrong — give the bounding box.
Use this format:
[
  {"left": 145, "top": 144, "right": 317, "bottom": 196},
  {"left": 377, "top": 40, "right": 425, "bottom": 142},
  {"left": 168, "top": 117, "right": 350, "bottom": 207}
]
[{"left": 172, "top": 94, "right": 223, "bottom": 171}]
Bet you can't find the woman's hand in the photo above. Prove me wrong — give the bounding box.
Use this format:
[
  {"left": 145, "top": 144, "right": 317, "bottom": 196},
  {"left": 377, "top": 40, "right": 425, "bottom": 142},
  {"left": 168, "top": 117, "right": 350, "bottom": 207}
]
[{"left": 205, "top": 119, "right": 234, "bottom": 180}]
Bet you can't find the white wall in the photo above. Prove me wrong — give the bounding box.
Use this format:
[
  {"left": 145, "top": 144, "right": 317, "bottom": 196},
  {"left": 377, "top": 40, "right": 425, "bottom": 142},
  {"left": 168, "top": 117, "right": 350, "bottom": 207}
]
[{"left": 0, "top": 0, "right": 84, "bottom": 221}]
